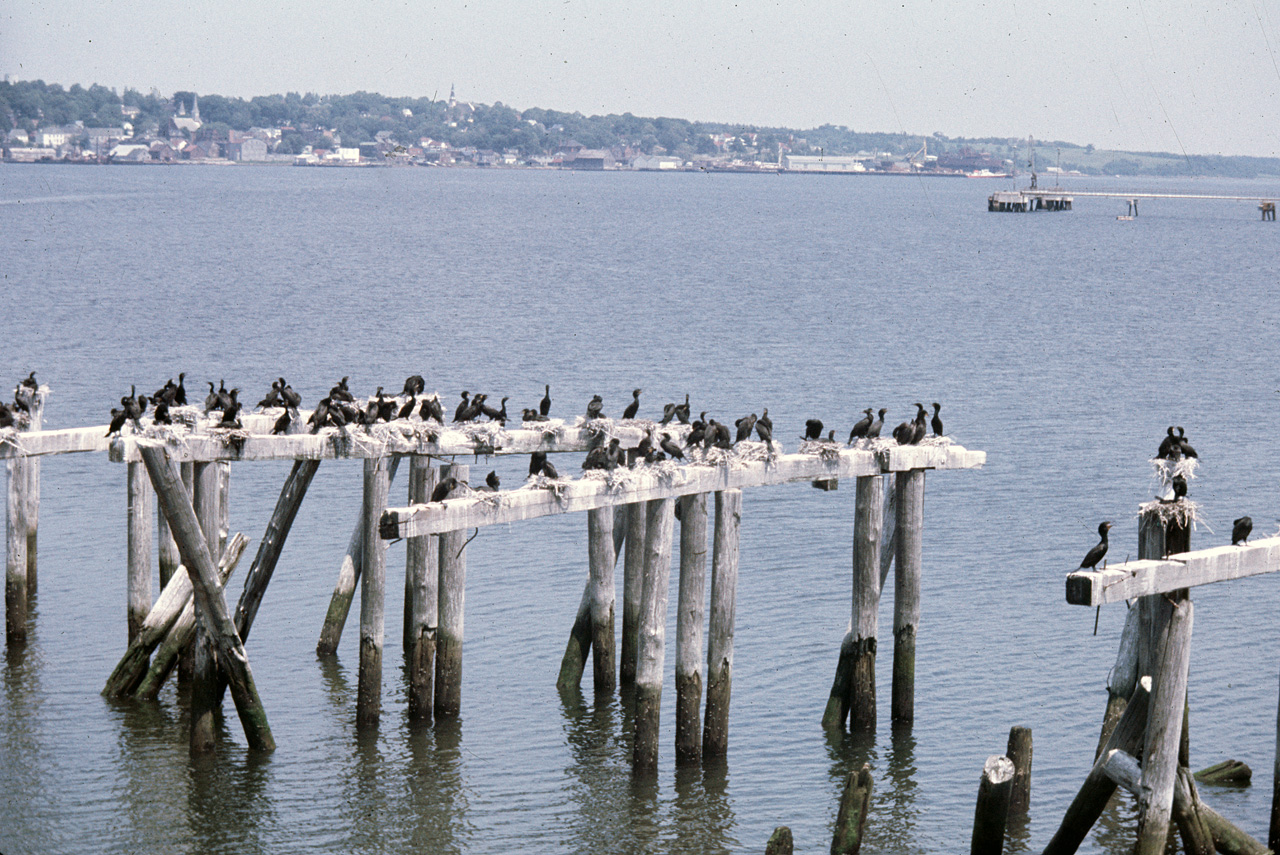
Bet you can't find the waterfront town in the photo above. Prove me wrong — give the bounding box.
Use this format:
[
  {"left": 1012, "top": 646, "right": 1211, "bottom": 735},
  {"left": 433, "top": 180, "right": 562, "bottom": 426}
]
[{"left": 2, "top": 84, "right": 1014, "bottom": 175}]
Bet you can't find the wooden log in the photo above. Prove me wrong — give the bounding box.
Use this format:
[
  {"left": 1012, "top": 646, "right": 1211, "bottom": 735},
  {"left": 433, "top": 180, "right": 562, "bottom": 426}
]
[
  {"left": 405, "top": 456, "right": 437, "bottom": 721},
  {"left": 1096, "top": 605, "right": 1141, "bottom": 759},
  {"left": 1042, "top": 676, "right": 1151, "bottom": 855},
  {"left": 133, "top": 537, "right": 246, "bottom": 700},
  {"left": 1104, "top": 750, "right": 1268, "bottom": 855},
  {"left": 357, "top": 456, "right": 390, "bottom": 728},
  {"left": 590, "top": 504, "right": 618, "bottom": 695},
  {"left": 675, "top": 493, "right": 707, "bottom": 763},
  {"left": 765, "top": 826, "right": 794, "bottom": 855},
  {"left": 892, "top": 469, "right": 924, "bottom": 725},
  {"left": 1006, "top": 725, "right": 1033, "bottom": 816},
  {"left": 970, "top": 755, "right": 1015, "bottom": 855},
  {"left": 832, "top": 762, "right": 873, "bottom": 855},
  {"left": 6, "top": 457, "right": 28, "bottom": 645},
  {"left": 556, "top": 582, "right": 593, "bottom": 692},
  {"left": 138, "top": 443, "right": 274, "bottom": 752},
  {"left": 126, "top": 461, "right": 153, "bottom": 643},
  {"left": 1136, "top": 598, "right": 1195, "bottom": 855},
  {"left": 704, "top": 489, "right": 741, "bottom": 757},
  {"left": 381, "top": 444, "right": 987, "bottom": 538},
  {"left": 823, "top": 632, "right": 857, "bottom": 731},
  {"left": 621, "top": 500, "right": 647, "bottom": 687},
  {"left": 190, "top": 461, "right": 221, "bottom": 755},
  {"left": 317, "top": 456, "right": 401, "bottom": 656},
  {"left": 435, "top": 463, "right": 468, "bottom": 718},
  {"left": 1174, "top": 766, "right": 1215, "bottom": 855},
  {"left": 1195, "top": 759, "right": 1252, "bottom": 785},
  {"left": 634, "top": 497, "right": 675, "bottom": 772}
]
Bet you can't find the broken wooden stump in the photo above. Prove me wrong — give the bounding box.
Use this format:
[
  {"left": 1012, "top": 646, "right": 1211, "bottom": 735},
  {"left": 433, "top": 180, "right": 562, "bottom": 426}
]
[
  {"left": 971, "top": 755, "right": 1015, "bottom": 855},
  {"left": 1006, "top": 725, "right": 1032, "bottom": 816},
  {"left": 832, "top": 762, "right": 873, "bottom": 855},
  {"left": 765, "top": 826, "right": 793, "bottom": 855}
]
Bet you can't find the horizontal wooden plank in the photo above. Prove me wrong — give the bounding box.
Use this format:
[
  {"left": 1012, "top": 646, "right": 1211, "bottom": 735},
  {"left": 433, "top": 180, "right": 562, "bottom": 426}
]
[
  {"left": 380, "top": 443, "right": 985, "bottom": 538},
  {"left": 0, "top": 425, "right": 111, "bottom": 458},
  {"left": 1065, "top": 536, "right": 1280, "bottom": 606}
]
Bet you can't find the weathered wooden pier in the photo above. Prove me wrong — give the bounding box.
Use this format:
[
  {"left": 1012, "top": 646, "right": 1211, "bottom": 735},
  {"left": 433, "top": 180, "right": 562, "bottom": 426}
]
[
  {"left": 2, "top": 386, "right": 985, "bottom": 774},
  {"left": 989, "top": 187, "right": 1280, "bottom": 218}
]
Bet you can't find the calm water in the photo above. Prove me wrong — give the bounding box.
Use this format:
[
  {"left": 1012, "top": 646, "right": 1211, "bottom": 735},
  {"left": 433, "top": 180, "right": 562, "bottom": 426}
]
[{"left": 2, "top": 164, "right": 1280, "bottom": 854}]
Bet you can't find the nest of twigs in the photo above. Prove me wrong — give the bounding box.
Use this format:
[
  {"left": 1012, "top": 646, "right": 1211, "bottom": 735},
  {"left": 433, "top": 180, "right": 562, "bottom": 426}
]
[{"left": 1137, "top": 497, "right": 1206, "bottom": 532}]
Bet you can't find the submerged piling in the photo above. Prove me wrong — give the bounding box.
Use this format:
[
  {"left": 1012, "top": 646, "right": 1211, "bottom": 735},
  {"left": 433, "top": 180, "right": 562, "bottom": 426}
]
[
  {"left": 6, "top": 457, "right": 29, "bottom": 646},
  {"left": 634, "top": 497, "right": 675, "bottom": 772},
  {"left": 190, "top": 461, "right": 221, "bottom": 755},
  {"left": 621, "top": 500, "right": 647, "bottom": 687},
  {"left": 703, "top": 489, "right": 741, "bottom": 757},
  {"left": 435, "top": 462, "right": 468, "bottom": 718},
  {"left": 589, "top": 505, "right": 617, "bottom": 695},
  {"left": 126, "top": 461, "right": 153, "bottom": 643},
  {"left": 892, "top": 469, "right": 924, "bottom": 725},
  {"left": 357, "top": 455, "right": 390, "bottom": 729},
  {"left": 675, "top": 492, "right": 707, "bottom": 763},
  {"left": 405, "top": 456, "right": 438, "bottom": 721}
]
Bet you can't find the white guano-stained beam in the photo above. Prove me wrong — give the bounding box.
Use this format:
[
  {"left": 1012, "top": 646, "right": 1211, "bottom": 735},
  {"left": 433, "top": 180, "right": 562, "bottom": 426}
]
[
  {"left": 381, "top": 443, "right": 985, "bottom": 538},
  {"left": 1066, "top": 537, "right": 1280, "bottom": 606}
]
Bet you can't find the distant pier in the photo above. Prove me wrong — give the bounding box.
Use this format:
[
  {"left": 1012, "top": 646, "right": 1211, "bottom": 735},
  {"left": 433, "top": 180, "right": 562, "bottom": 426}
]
[{"left": 989, "top": 187, "right": 1278, "bottom": 218}]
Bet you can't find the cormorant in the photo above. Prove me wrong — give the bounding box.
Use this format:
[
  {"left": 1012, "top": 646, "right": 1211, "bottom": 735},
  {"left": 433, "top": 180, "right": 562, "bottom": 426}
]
[
  {"left": 215, "top": 380, "right": 233, "bottom": 412},
  {"left": 377, "top": 390, "right": 397, "bottom": 423},
  {"left": 540, "top": 384, "right": 552, "bottom": 417},
  {"left": 459, "top": 393, "right": 485, "bottom": 422},
  {"left": 258, "top": 380, "right": 282, "bottom": 409},
  {"left": 583, "top": 444, "right": 610, "bottom": 470},
  {"left": 308, "top": 398, "right": 331, "bottom": 433},
  {"left": 713, "top": 422, "right": 733, "bottom": 449},
  {"left": 122, "top": 388, "right": 145, "bottom": 428},
  {"left": 272, "top": 409, "right": 291, "bottom": 435},
  {"left": 586, "top": 395, "right": 604, "bottom": 420},
  {"left": 1079, "top": 521, "right": 1112, "bottom": 571},
  {"left": 106, "top": 407, "right": 127, "bottom": 436},
  {"left": 403, "top": 375, "right": 426, "bottom": 397},
  {"left": 675, "top": 394, "right": 691, "bottom": 424},
  {"left": 541, "top": 459, "right": 560, "bottom": 479},
  {"left": 174, "top": 373, "right": 187, "bottom": 406},
  {"left": 868, "top": 409, "right": 886, "bottom": 438},
  {"left": 735, "top": 414, "right": 757, "bottom": 444},
  {"left": 637, "top": 435, "right": 654, "bottom": 459},
  {"left": 1169, "top": 474, "right": 1187, "bottom": 502},
  {"left": 0, "top": 403, "right": 13, "bottom": 430},
  {"left": 420, "top": 396, "right": 444, "bottom": 423},
  {"left": 155, "top": 378, "right": 178, "bottom": 406},
  {"left": 398, "top": 397, "right": 417, "bottom": 420},
  {"left": 1176, "top": 427, "right": 1198, "bottom": 459},
  {"left": 1233, "top": 516, "right": 1253, "bottom": 546},
  {"left": 530, "top": 450, "right": 548, "bottom": 477},
  {"left": 623, "top": 389, "right": 642, "bottom": 420},
  {"left": 703, "top": 420, "right": 721, "bottom": 450},
  {"left": 330, "top": 377, "right": 355, "bottom": 403},
  {"left": 279, "top": 379, "right": 300, "bottom": 409},
  {"left": 481, "top": 396, "right": 508, "bottom": 422},
  {"left": 20, "top": 372, "right": 37, "bottom": 389},
  {"left": 758, "top": 408, "right": 772, "bottom": 434},
  {"left": 645, "top": 449, "right": 666, "bottom": 463},
  {"left": 849, "top": 408, "right": 874, "bottom": 443},
  {"left": 431, "top": 477, "right": 459, "bottom": 503},
  {"left": 931, "top": 403, "right": 943, "bottom": 437},
  {"left": 1157, "top": 427, "right": 1179, "bottom": 460},
  {"left": 911, "top": 404, "right": 928, "bottom": 444},
  {"left": 604, "top": 438, "right": 624, "bottom": 469},
  {"left": 153, "top": 400, "right": 172, "bottom": 425},
  {"left": 453, "top": 391, "right": 471, "bottom": 422},
  {"left": 686, "top": 422, "right": 706, "bottom": 447},
  {"left": 804, "top": 419, "right": 824, "bottom": 441},
  {"left": 204, "top": 381, "right": 221, "bottom": 413},
  {"left": 659, "top": 403, "right": 676, "bottom": 425},
  {"left": 660, "top": 433, "right": 684, "bottom": 459},
  {"left": 755, "top": 419, "right": 774, "bottom": 449},
  {"left": 13, "top": 382, "right": 35, "bottom": 415},
  {"left": 218, "top": 401, "right": 242, "bottom": 429},
  {"left": 485, "top": 470, "right": 500, "bottom": 491}
]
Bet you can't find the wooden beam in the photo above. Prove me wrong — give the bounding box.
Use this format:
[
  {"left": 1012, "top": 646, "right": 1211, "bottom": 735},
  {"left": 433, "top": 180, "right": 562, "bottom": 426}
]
[
  {"left": 383, "top": 444, "right": 984, "bottom": 539},
  {"left": 1066, "top": 537, "right": 1280, "bottom": 606}
]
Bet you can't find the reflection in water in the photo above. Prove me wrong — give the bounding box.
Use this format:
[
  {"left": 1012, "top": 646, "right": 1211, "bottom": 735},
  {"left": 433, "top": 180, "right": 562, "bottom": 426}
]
[
  {"left": 405, "top": 717, "right": 470, "bottom": 854},
  {"left": 558, "top": 684, "right": 638, "bottom": 853},
  {"left": 343, "top": 728, "right": 389, "bottom": 852},
  {"left": 879, "top": 727, "right": 921, "bottom": 854},
  {"left": 1005, "top": 809, "right": 1033, "bottom": 853},
  {"left": 316, "top": 655, "right": 353, "bottom": 713},
  {"left": 1, "top": 640, "right": 49, "bottom": 846},
  {"left": 1090, "top": 789, "right": 1140, "bottom": 855},
  {"left": 672, "top": 759, "right": 738, "bottom": 855},
  {"left": 106, "top": 698, "right": 190, "bottom": 853},
  {"left": 187, "top": 749, "right": 276, "bottom": 855}
]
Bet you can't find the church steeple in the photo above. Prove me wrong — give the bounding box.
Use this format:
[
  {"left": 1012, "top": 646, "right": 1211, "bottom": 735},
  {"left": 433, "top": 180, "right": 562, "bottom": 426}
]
[
  {"left": 192, "top": 93, "right": 200, "bottom": 121},
  {"left": 448, "top": 84, "right": 455, "bottom": 108}
]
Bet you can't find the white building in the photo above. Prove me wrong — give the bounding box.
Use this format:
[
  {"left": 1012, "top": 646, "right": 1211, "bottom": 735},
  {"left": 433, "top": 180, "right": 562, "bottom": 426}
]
[{"left": 782, "top": 154, "right": 869, "bottom": 173}]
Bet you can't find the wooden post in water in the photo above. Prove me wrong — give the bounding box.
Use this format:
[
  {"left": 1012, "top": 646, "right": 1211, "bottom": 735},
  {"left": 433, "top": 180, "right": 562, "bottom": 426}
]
[
  {"left": 621, "top": 500, "right": 647, "bottom": 687},
  {"left": 6, "top": 457, "right": 29, "bottom": 645},
  {"left": 1006, "top": 726, "right": 1033, "bottom": 816},
  {"left": 675, "top": 492, "right": 707, "bottom": 763},
  {"left": 126, "top": 461, "right": 153, "bottom": 643},
  {"left": 357, "top": 455, "right": 390, "bottom": 729},
  {"left": 435, "top": 462, "right": 468, "bottom": 718},
  {"left": 892, "top": 469, "right": 924, "bottom": 725},
  {"left": 851, "top": 475, "right": 884, "bottom": 730},
  {"left": 1097, "top": 606, "right": 1141, "bottom": 758},
  {"left": 971, "top": 755, "right": 1015, "bottom": 855},
  {"left": 589, "top": 504, "right": 618, "bottom": 695},
  {"left": 766, "top": 826, "right": 794, "bottom": 855},
  {"left": 190, "top": 461, "right": 222, "bottom": 755},
  {"left": 217, "top": 461, "right": 230, "bottom": 557},
  {"left": 24, "top": 400, "right": 40, "bottom": 593},
  {"left": 557, "top": 582, "right": 593, "bottom": 692},
  {"left": 879, "top": 472, "right": 896, "bottom": 586},
  {"left": 139, "top": 444, "right": 274, "bottom": 752},
  {"left": 634, "top": 496, "right": 675, "bottom": 772},
  {"left": 832, "top": 763, "right": 873, "bottom": 855},
  {"left": 1136, "top": 598, "right": 1195, "bottom": 855},
  {"left": 157, "top": 487, "right": 180, "bottom": 588},
  {"left": 317, "top": 456, "right": 401, "bottom": 656},
  {"left": 177, "top": 462, "right": 195, "bottom": 684},
  {"left": 405, "top": 456, "right": 438, "bottom": 721},
  {"left": 703, "top": 488, "right": 741, "bottom": 757}
]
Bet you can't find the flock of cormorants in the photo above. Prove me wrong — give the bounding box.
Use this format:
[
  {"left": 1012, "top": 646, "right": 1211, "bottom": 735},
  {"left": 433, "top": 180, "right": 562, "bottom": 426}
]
[
  {"left": 0, "top": 372, "right": 39, "bottom": 429},
  {"left": 1077, "top": 424, "right": 1254, "bottom": 573}
]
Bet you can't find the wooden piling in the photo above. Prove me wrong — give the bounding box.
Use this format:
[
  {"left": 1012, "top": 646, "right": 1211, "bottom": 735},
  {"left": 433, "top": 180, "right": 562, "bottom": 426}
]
[
  {"left": 357, "top": 455, "right": 390, "bottom": 729},
  {"left": 765, "top": 826, "right": 794, "bottom": 855},
  {"left": 1136, "top": 599, "right": 1194, "bottom": 855},
  {"left": 126, "top": 461, "right": 153, "bottom": 643},
  {"left": 1196, "top": 759, "right": 1251, "bottom": 785},
  {"left": 435, "top": 462, "right": 468, "bottom": 718},
  {"left": 1173, "top": 766, "right": 1215, "bottom": 855},
  {"left": 1006, "top": 726, "right": 1033, "bottom": 816},
  {"left": 1272, "top": 664, "right": 1280, "bottom": 851},
  {"left": 157, "top": 490, "right": 180, "bottom": 588},
  {"left": 6, "top": 457, "right": 29, "bottom": 646},
  {"left": 1096, "top": 605, "right": 1141, "bottom": 758},
  {"left": 139, "top": 443, "right": 274, "bottom": 752},
  {"left": 317, "top": 456, "right": 401, "bottom": 656},
  {"left": 133, "top": 537, "right": 246, "bottom": 700},
  {"left": 1042, "top": 676, "right": 1151, "bottom": 855},
  {"left": 621, "top": 500, "right": 647, "bottom": 687},
  {"left": 970, "top": 755, "right": 1015, "bottom": 855},
  {"left": 556, "top": 582, "right": 593, "bottom": 692},
  {"left": 23, "top": 401, "right": 39, "bottom": 594},
  {"left": 704, "top": 489, "right": 741, "bottom": 757},
  {"left": 832, "top": 763, "right": 873, "bottom": 855},
  {"left": 190, "top": 461, "right": 222, "bottom": 755},
  {"left": 879, "top": 472, "right": 896, "bottom": 586},
  {"left": 675, "top": 493, "right": 707, "bottom": 763},
  {"left": 405, "top": 456, "right": 438, "bottom": 721},
  {"left": 634, "top": 496, "right": 675, "bottom": 772},
  {"left": 590, "top": 504, "right": 618, "bottom": 695},
  {"left": 850, "top": 475, "right": 883, "bottom": 731},
  {"left": 892, "top": 469, "right": 924, "bottom": 725}
]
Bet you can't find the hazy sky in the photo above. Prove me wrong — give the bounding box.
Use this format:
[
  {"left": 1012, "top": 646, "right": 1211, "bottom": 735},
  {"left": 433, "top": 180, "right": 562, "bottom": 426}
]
[{"left": 4, "top": 0, "right": 1280, "bottom": 157}]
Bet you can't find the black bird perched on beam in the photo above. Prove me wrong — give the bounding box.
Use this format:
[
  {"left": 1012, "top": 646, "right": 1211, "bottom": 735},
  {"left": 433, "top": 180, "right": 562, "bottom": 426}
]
[
  {"left": 1176, "top": 427, "right": 1198, "bottom": 459},
  {"left": 258, "top": 380, "right": 282, "bottom": 409},
  {"left": 735, "top": 414, "right": 757, "bottom": 444},
  {"left": 153, "top": 399, "right": 172, "bottom": 425},
  {"left": 583, "top": 443, "right": 610, "bottom": 470},
  {"left": 686, "top": 420, "right": 706, "bottom": 447},
  {"left": 1079, "top": 522, "right": 1112, "bottom": 571},
  {"left": 804, "top": 419, "right": 823, "bottom": 441},
  {"left": 1232, "top": 516, "right": 1253, "bottom": 546},
  {"left": 106, "top": 407, "right": 126, "bottom": 436},
  {"left": 485, "top": 470, "right": 500, "bottom": 491},
  {"left": 308, "top": 397, "right": 332, "bottom": 433},
  {"left": 122, "top": 387, "right": 146, "bottom": 429},
  {"left": 542, "top": 459, "right": 560, "bottom": 479},
  {"left": 279, "top": 379, "right": 300, "bottom": 409},
  {"left": 931, "top": 403, "right": 944, "bottom": 437},
  {"left": 215, "top": 380, "right": 233, "bottom": 412},
  {"left": 1157, "top": 426, "right": 1179, "bottom": 460},
  {"left": 453, "top": 391, "right": 471, "bottom": 422},
  {"left": 403, "top": 374, "right": 425, "bottom": 397},
  {"left": 675, "top": 394, "right": 691, "bottom": 425},
  {"left": 911, "top": 403, "right": 928, "bottom": 444},
  {"left": 1170, "top": 473, "right": 1187, "bottom": 502},
  {"left": 420, "top": 395, "right": 444, "bottom": 423},
  {"left": 540, "top": 385, "right": 552, "bottom": 417},
  {"left": 530, "top": 451, "right": 548, "bottom": 478},
  {"left": 660, "top": 433, "right": 684, "bottom": 459},
  {"left": 204, "top": 381, "right": 221, "bottom": 413},
  {"left": 398, "top": 396, "right": 417, "bottom": 420},
  {"left": 586, "top": 395, "right": 604, "bottom": 420},
  {"left": 868, "top": 408, "right": 886, "bottom": 438},
  {"left": 849, "top": 408, "right": 873, "bottom": 443},
  {"left": 623, "top": 389, "right": 642, "bottom": 420},
  {"left": 20, "top": 372, "right": 37, "bottom": 390},
  {"left": 431, "top": 477, "right": 460, "bottom": 503},
  {"left": 755, "top": 418, "right": 773, "bottom": 450},
  {"left": 272, "top": 409, "right": 291, "bottom": 435},
  {"left": 0, "top": 402, "right": 14, "bottom": 430},
  {"left": 330, "top": 376, "right": 355, "bottom": 404},
  {"left": 659, "top": 403, "right": 676, "bottom": 425}
]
